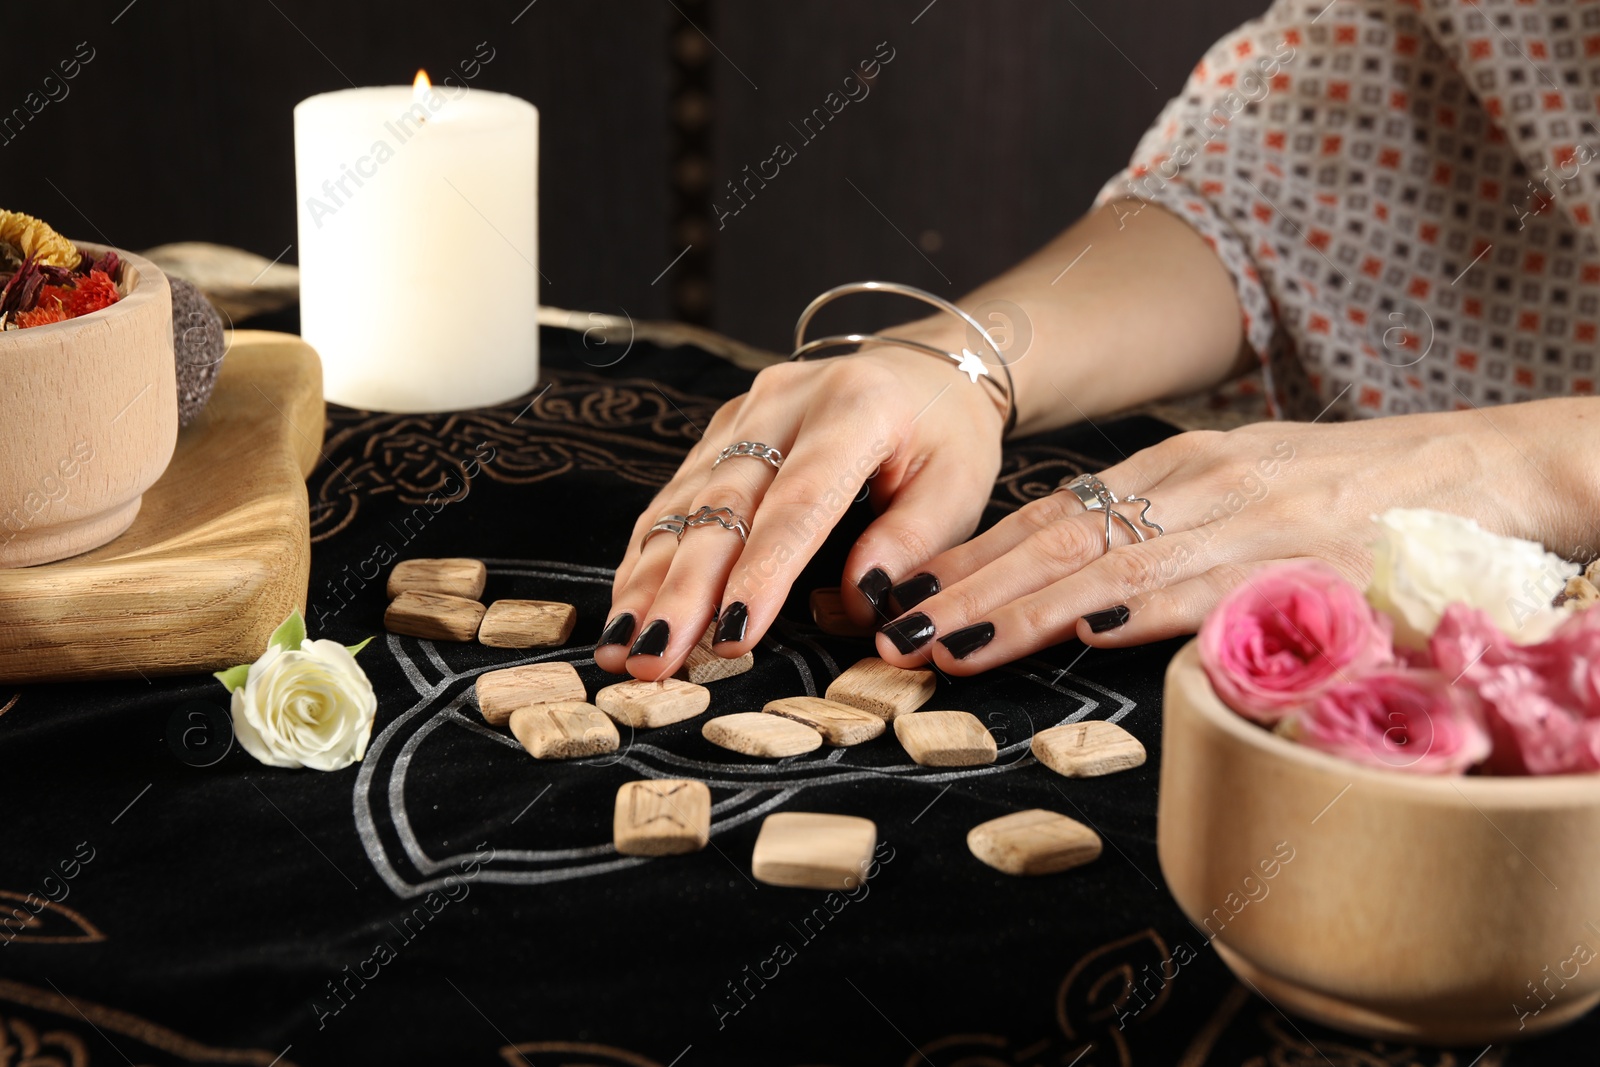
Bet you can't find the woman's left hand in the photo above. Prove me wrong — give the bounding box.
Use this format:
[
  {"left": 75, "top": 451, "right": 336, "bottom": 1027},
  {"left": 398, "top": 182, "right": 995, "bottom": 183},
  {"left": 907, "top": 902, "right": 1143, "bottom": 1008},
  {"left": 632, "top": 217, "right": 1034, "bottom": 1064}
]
[{"left": 872, "top": 405, "right": 1575, "bottom": 671}]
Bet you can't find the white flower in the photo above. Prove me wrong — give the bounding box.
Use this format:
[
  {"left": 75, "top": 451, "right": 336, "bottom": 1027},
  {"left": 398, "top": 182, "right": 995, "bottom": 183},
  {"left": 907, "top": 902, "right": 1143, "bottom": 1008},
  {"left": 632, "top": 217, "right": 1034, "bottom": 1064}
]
[
  {"left": 217, "top": 612, "right": 377, "bottom": 770},
  {"left": 1366, "top": 508, "right": 1575, "bottom": 648}
]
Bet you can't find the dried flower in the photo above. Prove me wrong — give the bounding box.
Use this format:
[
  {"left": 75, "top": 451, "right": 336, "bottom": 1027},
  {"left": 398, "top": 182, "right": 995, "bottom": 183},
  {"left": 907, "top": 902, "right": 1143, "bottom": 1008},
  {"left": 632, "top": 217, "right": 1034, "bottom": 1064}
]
[
  {"left": 0, "top": 209, "right": 81, "bottom": 271},
  {"left": 13, "top": 299, "right": 68, "bottom": 328}
]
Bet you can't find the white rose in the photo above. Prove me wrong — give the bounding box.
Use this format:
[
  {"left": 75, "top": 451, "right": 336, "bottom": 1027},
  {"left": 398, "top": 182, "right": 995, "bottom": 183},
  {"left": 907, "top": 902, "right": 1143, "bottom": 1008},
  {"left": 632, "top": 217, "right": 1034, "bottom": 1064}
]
[
  {"left": 229, "top": 638, "right": 377, "bottom": 770},
  {"left": 1366, "top": 508, "right": 1575, "bottom": 649}
]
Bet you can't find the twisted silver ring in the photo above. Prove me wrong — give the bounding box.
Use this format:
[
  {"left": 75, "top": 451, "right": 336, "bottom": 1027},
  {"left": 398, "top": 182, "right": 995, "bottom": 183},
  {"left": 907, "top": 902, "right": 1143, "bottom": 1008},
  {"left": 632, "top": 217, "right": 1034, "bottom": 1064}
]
[
  {"left": 713, "top": 441, "right": 785, "bottom": 471},
  {"left": 683, "top": 505, "right": 750, "bottom": 543},
  {"left": 1053, "top": 473, "right": 1164, "bottom": 552},
  {"left": 640, "top": 514, "right": 688, "bottom": 550}
]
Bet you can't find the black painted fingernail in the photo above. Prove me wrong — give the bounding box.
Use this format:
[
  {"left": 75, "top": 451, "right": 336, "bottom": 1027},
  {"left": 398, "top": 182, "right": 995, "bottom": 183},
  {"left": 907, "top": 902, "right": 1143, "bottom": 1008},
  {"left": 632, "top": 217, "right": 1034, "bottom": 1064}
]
[
  {"left": 890, "top": 572, "right": 941, "bottom": 612},
  {"left": 879, "top": 612, "right": 935, "bottom": 654},
  {"left": 1084, "top": 605, "right": 1130, "bottom": 633},
  {"left": 598, "top": 612, "right": 636, "bottom": 648},
  {"left": 714, "top": 602, "right": 749, "bottom": 645},
  {"left": 857, "top": 568, "right": 892, "bottom": 617},
  {"left": 629, "top": 619, "right": 671, "bottom": 657},
  {"left": 938, "top": 621, "right": 994, "bottom": 660}
]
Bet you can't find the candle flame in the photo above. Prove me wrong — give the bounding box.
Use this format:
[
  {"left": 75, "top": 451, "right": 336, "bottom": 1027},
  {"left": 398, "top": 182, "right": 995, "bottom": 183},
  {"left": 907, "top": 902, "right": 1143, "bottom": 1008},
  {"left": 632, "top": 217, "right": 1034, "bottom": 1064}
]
[{"left": 413, "top": 69, "right": 432, "bottom": 103}]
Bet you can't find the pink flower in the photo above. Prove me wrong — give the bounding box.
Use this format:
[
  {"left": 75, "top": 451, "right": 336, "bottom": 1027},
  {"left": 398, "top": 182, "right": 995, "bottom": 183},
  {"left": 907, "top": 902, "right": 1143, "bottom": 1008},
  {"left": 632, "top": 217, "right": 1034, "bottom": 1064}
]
[
  {"left": 1199, "top": 561, "right": 1394, "bottom": 724},
  {"left": 1294, "top": 669, "right": 1491, "bottom": 775},
  {"left": 1544, "top": 607, "right": 1600, "bottom": 719},
  {"left": 1429, "top": 605, "right": 1600, "bottom": 775}
]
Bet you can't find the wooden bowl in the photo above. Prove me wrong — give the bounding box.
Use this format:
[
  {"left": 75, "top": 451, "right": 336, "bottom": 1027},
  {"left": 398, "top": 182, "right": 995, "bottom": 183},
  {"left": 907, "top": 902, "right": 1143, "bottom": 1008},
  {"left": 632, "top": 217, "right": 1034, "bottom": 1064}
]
[
  {"left": 1159, "top": 639, "right": 1600, "bottom": 1043},
  {"left": 0, "top": 245, "right": 176, "bottom": 567}
]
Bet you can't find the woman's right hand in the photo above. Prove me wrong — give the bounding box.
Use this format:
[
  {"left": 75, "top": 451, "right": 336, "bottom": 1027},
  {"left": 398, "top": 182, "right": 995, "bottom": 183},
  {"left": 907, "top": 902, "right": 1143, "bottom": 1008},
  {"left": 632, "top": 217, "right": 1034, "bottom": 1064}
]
[{"left": 594, "top": 346, "right": 1006, "bottom": 680}]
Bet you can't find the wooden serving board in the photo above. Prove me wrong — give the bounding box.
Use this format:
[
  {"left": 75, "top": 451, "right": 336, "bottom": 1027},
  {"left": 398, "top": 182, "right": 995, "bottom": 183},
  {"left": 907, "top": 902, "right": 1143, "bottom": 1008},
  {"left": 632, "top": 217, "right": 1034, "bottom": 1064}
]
[{"left": 0, "top": 331, "right": 323, "bottom": 683}]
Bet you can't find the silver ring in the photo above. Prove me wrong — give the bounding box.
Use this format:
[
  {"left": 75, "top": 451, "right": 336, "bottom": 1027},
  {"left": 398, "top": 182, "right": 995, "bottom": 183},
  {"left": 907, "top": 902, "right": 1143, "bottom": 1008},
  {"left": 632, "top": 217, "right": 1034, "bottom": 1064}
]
[
  {"left": 641, "top": 514, "right": 688, "bottom": 550},
  {"left": 713, "top": 441, "right": 785, "bottom": 471},
  {"left": 683, "top": 505, "right": 750, "bottom": 543},
  {"left": 1052, "top": 474, "right": 1164, "bottom": 552}
]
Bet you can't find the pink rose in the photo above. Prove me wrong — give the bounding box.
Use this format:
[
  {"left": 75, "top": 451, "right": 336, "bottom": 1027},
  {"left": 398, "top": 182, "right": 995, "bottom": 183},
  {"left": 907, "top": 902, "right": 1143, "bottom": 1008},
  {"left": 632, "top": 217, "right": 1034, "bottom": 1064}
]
[
  {"left": 1429, "top": 605, "right": 1600, "bottom": 775},
  {"left": 1545, "top": 607, "right": 1600, "bottom": 719},
  {"left": 1199, "top": 561, "right": 1394, "bottom": 724},
  {"left": 1294, "top": 669, "right": 1491, "bottom": 775}
]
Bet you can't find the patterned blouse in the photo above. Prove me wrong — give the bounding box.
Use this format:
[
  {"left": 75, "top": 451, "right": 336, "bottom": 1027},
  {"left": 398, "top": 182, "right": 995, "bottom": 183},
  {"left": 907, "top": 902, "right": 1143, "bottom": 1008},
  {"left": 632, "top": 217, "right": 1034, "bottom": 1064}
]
[{"left": 1098, "top": 0, "right": 1600, "bottom": 421}]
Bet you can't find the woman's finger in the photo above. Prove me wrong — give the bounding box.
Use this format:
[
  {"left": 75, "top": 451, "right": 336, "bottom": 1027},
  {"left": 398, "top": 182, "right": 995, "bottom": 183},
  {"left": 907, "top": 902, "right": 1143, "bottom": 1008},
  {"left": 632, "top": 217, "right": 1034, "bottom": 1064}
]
[
  {"left": 701, "top": 396, "right": 901, "bottom": 659},
  {"left": 600, "top": 469, "right": 717, "bottom": 674},
  {"left": 608, "top": 396, "right": 747, "bottom": 595},
  {"left": 1092, "top": 430, "right": 1221, "bottom": 505},
  {"left": 886, "top": 432, "right": 1198, "bottom": 603},
  {"left": 600, "top": 397, "right": 758, "bottom": 673},
  {"left": 610, "top": 481, "right": 700, "bottom": 596},
  {"left": 838, "top": 445, "right": 998, "bottom": 630},
  {"left": 1075, "top": 559, "right": 1294, "bottom": 646},
  {"left": 883, "top": 526, "right": 1226, "bottom": 673},
  {"left": 872, "top": 477, "right": 1220, "bottom": 668},
  {"left": 594, "top": 531, "right": 689, "bottom": 674},
  {"left": 624, "top": 444, "right": 788, "bottom": 679}
]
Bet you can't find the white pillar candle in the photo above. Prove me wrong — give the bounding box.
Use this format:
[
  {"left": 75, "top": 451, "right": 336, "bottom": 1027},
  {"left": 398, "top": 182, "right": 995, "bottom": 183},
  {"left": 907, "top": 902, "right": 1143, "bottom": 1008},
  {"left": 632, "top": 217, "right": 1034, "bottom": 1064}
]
[{"left": 294, "top": 74, "right": 538, "bottom": 412}]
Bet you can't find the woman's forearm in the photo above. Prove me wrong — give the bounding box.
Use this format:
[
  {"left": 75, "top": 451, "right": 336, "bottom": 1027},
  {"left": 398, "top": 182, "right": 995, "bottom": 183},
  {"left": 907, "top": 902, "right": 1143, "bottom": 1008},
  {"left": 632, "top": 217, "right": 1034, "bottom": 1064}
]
[
  {"left": 1491, "top": 396, "right": 1600, "bottom": 560},
  {"left": 892, "top": 199, "right": 1250, "bottom": 436}
]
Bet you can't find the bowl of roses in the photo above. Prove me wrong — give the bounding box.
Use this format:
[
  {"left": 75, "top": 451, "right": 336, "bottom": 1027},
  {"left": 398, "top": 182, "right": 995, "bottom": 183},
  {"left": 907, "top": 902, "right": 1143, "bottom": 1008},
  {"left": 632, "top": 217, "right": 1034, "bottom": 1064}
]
[{"left": 1159, "top": 507, "right": 1600, "bottom": 1043}]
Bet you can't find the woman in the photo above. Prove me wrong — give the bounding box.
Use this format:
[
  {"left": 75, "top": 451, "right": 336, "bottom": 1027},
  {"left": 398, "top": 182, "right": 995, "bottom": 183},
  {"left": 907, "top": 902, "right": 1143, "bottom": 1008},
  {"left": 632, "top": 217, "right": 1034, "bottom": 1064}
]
[{"left": 597, "top": 0, "right": 1598, "bottom": 682}]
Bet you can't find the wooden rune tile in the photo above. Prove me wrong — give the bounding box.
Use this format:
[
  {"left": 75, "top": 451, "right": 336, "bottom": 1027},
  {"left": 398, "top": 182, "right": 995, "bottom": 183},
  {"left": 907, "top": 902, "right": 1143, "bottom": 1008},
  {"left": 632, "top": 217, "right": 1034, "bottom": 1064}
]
[
  {"left": 701, "top": 713, "right": 823, "bottom": 758},
  {"left": 475, "top": 661, "right": 587, "bottom": 727},
  {"left": 824, "top": 657, "right": 936, "bottom": 721},
  {"left": 751, "top": 812, "right": 878, "bottom": 890},
  {"left": 967, "top": 809, "right": 1102, "bottom": 876},
  {"left": 613, "top": 779, "right": 712, "bottom": 856},
  {"left": 809, "top": 587, "right": 874, "bottom": 637},
  {"left": 1031, "top": 721, "right": 1147, "bottom": 778},
  {"left": 678, "top": 622, "right": 754, "bottom": 684},
  {"left": 508, "top": 702, "right": 619, "bottom": 760},
  {"left": 595, "top": 677, "right": 710, "bottom": 728},
  {"left": 763, "top": 696, "right": 885, "bottom": 746},
  {"left": 478, "top": 599, "right": 578, "bottom": 648},
  {"left": 893, "top": 711, "right": 997, "bottom": 767},
  {"left": 386, "top": 557, "right": 486, "bottom": 600},
  {"left": 384, "top": 590, "right": 485, "bottom": 642}
]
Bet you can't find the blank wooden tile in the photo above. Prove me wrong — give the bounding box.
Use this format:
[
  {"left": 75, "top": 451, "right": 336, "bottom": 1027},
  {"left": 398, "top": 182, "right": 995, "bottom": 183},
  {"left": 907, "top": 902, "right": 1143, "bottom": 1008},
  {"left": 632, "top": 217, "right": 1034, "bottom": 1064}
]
[
  {"left": 1032, "top": 721, "right": 1147, "bottom": 778},
  {"left": 752, "top": 812, "right": 878, "bottom": 890},
  {"left": 595, "top": 678, "right": 710, "bottom": 728},
  {"left": 475, "top": 662, "right": 587, "bottom": 727},
  {"left": 967, "top": 809, "right": 1102, "bottom": 876},
  {"left": 386, "top": 557, "right": 486, "bottom": 600},
  {"left": 508, "top": 702, "right": 619, "bottom": 760},
  {"left": 894, "top": 711, "right": 997, "bottom": 767},
  {"left": 614, "top": 779, "right": 712, "bottom": 856},
  {"left": 825, "top": 657, "right": 936, "bottom": 721},
  {"left": 677, "top": 623, "right": 754, "bottom": 684},
  {"left": 384, "top": 590, "right": 486, "bottom": 642},
  {"left": 763, "top": 697, "right": 885, "bottom": 747},
  {"left": 809, "top": 587, "right": 873, "bottom": 637},
  {"left": 702, "top": 713, "right": 822, "bottom": 758},
  {"left": 478, "top": 599, "right": 577, "bottom": 648}
]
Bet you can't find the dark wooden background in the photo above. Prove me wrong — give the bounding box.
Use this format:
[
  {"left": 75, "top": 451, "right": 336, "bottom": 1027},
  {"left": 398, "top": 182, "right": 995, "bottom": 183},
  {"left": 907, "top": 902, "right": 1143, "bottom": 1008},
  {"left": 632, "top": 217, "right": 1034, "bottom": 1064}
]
[{"left": 2, "top": 0, "right": 1261, "bottom": 353}]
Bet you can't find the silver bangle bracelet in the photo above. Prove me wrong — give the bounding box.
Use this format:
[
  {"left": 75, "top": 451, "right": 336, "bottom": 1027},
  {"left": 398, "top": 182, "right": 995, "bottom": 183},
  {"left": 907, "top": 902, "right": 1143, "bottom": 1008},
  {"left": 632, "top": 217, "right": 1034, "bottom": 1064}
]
[
  {"left": 790, "top": 281, "right": 1018, "bottom": 436},
  {"left": 790, "top": 333, "right": 1012, "bottom": 415}
]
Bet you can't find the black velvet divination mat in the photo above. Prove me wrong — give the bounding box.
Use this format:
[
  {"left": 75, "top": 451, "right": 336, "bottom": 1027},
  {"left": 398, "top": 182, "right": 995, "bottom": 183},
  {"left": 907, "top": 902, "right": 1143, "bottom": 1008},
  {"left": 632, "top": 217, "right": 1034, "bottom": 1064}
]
[{"left": 0, "top": 328, "right": 1593, "bottom": 1066}]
